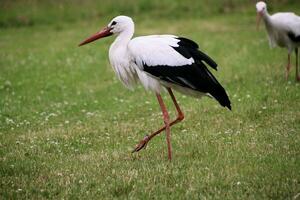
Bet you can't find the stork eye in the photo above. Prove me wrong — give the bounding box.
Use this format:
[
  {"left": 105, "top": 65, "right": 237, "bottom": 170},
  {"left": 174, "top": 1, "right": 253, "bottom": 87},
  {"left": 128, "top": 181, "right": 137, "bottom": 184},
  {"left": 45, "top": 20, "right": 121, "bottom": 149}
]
[{"left": 111, "top": 21, "right": 117, "bottom": 26}]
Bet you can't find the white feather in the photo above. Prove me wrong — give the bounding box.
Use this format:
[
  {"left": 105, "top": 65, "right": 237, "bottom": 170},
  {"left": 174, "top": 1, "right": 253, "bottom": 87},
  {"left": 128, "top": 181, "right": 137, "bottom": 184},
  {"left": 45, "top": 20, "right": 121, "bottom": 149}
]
[
  {"left": 128, "top": 35, "right": 194, "bottom": 69},
  {"left": 107, "top": 16, "right": 198, "bottom": 94}
]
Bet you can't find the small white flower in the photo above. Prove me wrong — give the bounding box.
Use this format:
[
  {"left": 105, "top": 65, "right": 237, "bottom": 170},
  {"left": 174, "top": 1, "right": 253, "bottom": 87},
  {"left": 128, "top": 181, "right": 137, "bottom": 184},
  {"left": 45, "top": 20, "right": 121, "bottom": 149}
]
[
  {"left": 4, "top": 80, "right": 12, "bottom": 87},
  {"left": 86, "top": 112, "right": 94, "bottom": 117}
]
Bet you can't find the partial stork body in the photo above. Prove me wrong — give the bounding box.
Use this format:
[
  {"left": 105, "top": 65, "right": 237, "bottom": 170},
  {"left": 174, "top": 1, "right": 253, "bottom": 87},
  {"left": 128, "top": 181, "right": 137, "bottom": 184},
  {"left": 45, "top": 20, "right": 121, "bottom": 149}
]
[
  {"left": 79, "top": 16, "right": 231, "bottom": 160},
  {"left": 256, "top": 1, "right": 300, "bottom": 81}
]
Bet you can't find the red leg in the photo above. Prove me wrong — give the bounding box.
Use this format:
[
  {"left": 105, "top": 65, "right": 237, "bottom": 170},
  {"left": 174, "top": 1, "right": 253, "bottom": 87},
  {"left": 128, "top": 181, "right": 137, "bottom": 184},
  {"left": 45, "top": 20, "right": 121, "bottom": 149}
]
[
  {"left": 156, "top": 94, "right": 172, "bottom": 160},
  {"left": 286, "top": 53, "right": 291, "bottom": 80},
  {"left": 132, "top": 88, "right": 184, "bottom": 153},
  {"left": 167, "top": 88, "right": 184, "bottom": 121},
  {"left": 296, "top": 48, "right": 300, "bottom": 82}
]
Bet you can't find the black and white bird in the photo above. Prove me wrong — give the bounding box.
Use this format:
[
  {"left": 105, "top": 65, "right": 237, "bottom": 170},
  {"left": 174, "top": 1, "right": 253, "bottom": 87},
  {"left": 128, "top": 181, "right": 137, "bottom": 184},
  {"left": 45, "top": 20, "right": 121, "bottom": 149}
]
[
  {"left": 79, "top": 16, "right": 231, "bottom": 160},
  {"left": 256, "top": 1, "right": 300, "bottom": 81}
]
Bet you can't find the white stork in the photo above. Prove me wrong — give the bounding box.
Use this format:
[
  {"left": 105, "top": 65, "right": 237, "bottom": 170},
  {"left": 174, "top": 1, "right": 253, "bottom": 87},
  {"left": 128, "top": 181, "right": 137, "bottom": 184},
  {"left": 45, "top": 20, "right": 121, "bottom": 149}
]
[
  {"left": 79, "top": 16, "right": 231, "bottom": 160},
  {"left": 256, "top": 1, "right": 300, "bottom": 81}
]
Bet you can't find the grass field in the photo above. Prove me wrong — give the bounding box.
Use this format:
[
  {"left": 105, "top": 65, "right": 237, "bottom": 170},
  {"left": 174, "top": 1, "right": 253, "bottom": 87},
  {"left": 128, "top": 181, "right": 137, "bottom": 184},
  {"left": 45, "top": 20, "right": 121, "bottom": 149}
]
[{"left": 1, "top": 1, "right": 300, "bottom": 199}]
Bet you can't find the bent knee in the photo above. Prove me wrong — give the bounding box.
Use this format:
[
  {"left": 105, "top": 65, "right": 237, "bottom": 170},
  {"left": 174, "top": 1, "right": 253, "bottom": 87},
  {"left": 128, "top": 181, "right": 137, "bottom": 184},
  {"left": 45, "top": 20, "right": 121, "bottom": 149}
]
[{"left": 177, "top": 113, "right": 184, "bottom": 121}]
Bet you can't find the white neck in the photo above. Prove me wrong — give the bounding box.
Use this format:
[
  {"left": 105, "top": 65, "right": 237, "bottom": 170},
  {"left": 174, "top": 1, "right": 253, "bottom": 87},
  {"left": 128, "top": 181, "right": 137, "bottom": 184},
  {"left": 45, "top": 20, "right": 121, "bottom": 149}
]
[
  {"left": 113, "top": 27, "right": 134, "bottom": 47},
  {"left": 109, "top": 25, "right": 134, "bottom": 66},
  {"left": 108, "top": 25, "right": 137, "bottom": 89},
  {"left": 261, "top": 10, "right": 272, "bottom": 26}
]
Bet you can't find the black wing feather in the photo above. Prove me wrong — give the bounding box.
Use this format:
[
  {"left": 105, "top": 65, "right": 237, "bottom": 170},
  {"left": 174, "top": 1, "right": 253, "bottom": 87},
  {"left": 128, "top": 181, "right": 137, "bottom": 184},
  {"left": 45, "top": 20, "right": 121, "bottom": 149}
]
[
  {"left": 139, "top": 36, "right": 231, "bottom": 110},
  {"left": 288, "top": 32, "right": 300, "bottom": 42},
  {"left": 174, "top": 37, "right": 218, "bottom": 70},
  {"left": 143, "top": 63, "right": 231, "bottom": 110}
]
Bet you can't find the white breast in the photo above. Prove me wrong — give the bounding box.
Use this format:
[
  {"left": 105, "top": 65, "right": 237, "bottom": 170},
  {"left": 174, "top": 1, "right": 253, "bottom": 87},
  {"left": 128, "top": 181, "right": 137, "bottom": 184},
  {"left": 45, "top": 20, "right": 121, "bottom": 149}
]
[{"left": 109, "top": 43, "right": 138, "bottom": 89}]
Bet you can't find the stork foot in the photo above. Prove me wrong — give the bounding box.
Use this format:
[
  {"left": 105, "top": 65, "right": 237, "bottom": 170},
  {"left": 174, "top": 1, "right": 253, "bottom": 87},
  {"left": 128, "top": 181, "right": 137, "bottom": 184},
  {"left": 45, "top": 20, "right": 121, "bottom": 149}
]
[{"left": 132, "top": 135, "right": 150, "bottom": 153}]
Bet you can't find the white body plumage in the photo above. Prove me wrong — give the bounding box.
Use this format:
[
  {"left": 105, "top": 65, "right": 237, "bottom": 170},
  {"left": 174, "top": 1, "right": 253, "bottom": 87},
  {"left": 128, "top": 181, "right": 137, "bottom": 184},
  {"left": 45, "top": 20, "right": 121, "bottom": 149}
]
[
  {"left": 108, "top": 16, "right": 199, "bottom": 95},
  {"left": 256, "top": 2, "right": 300, "bottom": 53}
]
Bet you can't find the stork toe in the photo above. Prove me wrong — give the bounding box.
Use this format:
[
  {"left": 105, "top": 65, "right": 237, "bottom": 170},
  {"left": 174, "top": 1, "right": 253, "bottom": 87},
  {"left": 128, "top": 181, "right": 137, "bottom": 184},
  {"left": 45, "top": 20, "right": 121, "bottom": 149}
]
[{"left": 132, "top": 135, "right": 150, "bottom": 153}]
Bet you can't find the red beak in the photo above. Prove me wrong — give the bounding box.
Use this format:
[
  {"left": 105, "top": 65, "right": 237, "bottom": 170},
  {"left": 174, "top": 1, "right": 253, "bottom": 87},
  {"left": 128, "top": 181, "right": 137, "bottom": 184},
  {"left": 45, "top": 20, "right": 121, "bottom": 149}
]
[
  {"left": 78, "top": 27, "right": 113, "bottom": 46},
  {"left": 256, "top": 12, "right": 262, "bottom": 31}
]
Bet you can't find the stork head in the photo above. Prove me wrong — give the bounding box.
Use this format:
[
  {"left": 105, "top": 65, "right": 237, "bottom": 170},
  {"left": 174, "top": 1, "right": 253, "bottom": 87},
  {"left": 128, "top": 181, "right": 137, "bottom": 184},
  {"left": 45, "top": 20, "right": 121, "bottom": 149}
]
[
  {"left": 79, "top": 15, "right": 134, "bottom": 46},
  {"left": 108, "top": 16, "right": 134, "bottom": 34},
  {"left": 255, "top": 1, "right": 267, "bottom": 30}
]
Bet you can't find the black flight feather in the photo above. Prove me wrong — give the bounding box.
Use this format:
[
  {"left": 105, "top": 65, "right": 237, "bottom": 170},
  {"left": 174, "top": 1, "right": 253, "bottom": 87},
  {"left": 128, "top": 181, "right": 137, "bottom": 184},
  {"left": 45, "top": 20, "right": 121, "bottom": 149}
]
[
  {"left": 288, "top": 32, "right": 300, "bottom": 42},
  {"left": 173, "top": 37, "right": 218, "bottom": 70},
  {"left": 143, "top": 63, "right": 231, "bottom": 110},
  {"left": 137, "top": 36, "right": 231, "bottom": 110}
]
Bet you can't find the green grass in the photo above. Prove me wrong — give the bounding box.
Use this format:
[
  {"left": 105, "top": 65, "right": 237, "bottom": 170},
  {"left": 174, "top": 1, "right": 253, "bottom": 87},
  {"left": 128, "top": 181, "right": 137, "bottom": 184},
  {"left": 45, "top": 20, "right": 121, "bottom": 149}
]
[
  {"left": 1, "top": 1, "right": 300, "bottom": 199},
  {"left": 1, "top": 0, "right": 299, "bottom": 28}
]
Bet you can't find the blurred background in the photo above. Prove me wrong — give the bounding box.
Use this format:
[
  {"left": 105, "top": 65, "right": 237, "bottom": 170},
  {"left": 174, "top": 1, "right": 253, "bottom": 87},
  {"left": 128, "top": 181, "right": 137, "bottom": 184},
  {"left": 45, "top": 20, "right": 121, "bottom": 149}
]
[{"left": 1, "top": 0, "right": 299, "bottom": 28}]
